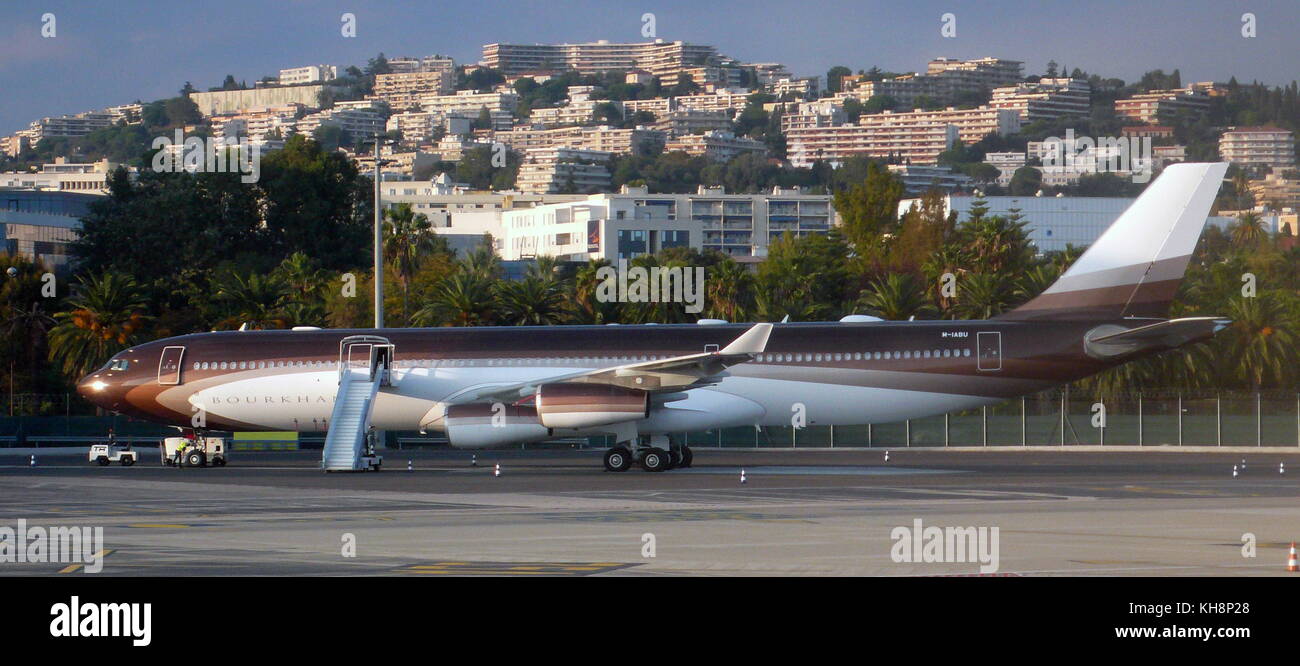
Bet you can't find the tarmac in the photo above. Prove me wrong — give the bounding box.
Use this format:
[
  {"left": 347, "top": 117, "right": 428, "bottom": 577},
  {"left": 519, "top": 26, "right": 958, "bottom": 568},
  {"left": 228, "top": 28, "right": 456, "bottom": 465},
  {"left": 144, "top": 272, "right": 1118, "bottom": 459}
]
[{"left": 1, "top": 447, "right": 1298, "bottom": 576}]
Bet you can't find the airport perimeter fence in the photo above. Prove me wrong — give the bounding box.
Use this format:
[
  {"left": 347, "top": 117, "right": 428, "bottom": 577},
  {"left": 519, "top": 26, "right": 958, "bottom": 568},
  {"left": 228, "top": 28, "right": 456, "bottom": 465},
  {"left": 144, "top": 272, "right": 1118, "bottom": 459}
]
[{"left": 4, "top": 389, "right": 1300, "bottom": 449}]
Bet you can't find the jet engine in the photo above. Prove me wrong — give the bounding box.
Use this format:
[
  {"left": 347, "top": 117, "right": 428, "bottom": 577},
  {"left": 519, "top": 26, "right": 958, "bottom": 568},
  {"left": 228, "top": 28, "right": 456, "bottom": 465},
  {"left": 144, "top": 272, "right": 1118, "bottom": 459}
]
[
  {"left": 444, "top": 402, "right": 550, "bottom": 449},
  {"left": 534, "top": 383, "right": 649, "bottom": 429}
]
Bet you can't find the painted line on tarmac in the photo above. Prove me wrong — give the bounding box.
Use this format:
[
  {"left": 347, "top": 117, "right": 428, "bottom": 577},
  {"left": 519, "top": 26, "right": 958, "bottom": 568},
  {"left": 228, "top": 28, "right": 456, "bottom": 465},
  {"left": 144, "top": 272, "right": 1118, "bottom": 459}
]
[
  {"left": 58, "top": 549, "right": 114, "bottom": 574},
  {"left": 395, "top": 561, "right": 638, "bottom": 576},
  {"left": 673, "top": 466, "right": 965, "bottom": 476}
]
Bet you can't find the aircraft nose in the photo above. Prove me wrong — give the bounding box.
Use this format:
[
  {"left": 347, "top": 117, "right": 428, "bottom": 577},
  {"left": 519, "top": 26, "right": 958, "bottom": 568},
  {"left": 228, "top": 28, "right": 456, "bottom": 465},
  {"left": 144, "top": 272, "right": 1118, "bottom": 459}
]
[{"left": 77, "top": 372, "right": 116, "bottom": 408}]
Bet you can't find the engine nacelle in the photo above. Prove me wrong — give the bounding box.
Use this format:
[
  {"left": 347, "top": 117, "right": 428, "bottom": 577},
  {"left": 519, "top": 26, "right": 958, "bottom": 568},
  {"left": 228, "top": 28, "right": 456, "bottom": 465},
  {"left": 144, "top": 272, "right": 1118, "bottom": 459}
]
[
  {"left": 444, "top": 403, "right": 550, "bottom": 449},
  {"left": 535, "top": 383, "right": 648, "bottom": 429}
]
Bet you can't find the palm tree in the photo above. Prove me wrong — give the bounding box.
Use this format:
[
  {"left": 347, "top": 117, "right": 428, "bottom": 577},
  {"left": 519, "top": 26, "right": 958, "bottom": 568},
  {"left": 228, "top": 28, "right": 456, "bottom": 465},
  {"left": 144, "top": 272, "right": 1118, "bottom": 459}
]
[
  {"left": 1223, "top": 292, "right": 1295, "bottom": 390},
  {"left": 211, "top": 271, "right": 288, "bottom": 329},
  {"left": 855, "top": 274, "right": 937, "bottom": 320},
  {"left": 383, "top": 203, "right": 441, "bottom": 321},
  {"left": 412, "top": 271, "right": 497, "bottom": 326},
  {"left": 1013, "top": 264, "right": 1062, "bottom": 306},
  {"left": 47, "top": 272, "right": 152, "bottom": 381},
  {"left": 497, "top": 277, "right": 567, "bottom": 325},
  {"left": 1230, "top": 212, "right": 1267, "bottom": 249},
  {"left": 949, "top": 272, "right": 1012, "bottom": 320},
  {"left": 273, "top": 252, "right": 327, "bottom": 304},
  {"left": 571, "top": 259, "right": 616, "bottom": 324},
  {"left": 705, "top": 259, "right": 754, "bottom": 322}
]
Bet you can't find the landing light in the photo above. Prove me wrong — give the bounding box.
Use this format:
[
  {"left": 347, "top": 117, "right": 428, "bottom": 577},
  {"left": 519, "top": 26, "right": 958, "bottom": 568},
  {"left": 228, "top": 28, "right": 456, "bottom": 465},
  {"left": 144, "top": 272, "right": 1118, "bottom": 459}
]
[{"left": 90, "top": 380, "right": 107, "bottom": 392}]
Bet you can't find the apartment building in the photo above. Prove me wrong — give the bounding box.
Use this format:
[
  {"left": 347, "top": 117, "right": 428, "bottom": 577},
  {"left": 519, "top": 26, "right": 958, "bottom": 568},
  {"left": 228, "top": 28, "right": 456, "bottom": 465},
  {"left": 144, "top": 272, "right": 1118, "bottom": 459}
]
[
  {"left": 528, "top": 99, "right": 624, "bottom": 128},
  {"left": 1219, "top": 127, "right": 1296, "bottom": 170},
  {"left": 766, "top": 76, "right": 819, "bottom": 99},
  {"left": 990, "top": 78, "right": 1091, "bottom": 122},
  {"left": 0, "top": 135, "right": 30, "bottom": 158},
  {"left": 481, "top": 40, "right": 719, "bottom": 87},
  {"left": 787, "top": 119, "right": 959, "bottom": 167},
  {"left": 1113, "top": 87, "right": 1211, "bottom": 124},
  {"left": 879, "top": 106, "right": 1021, "bottom": 144},
  {"left": 374, "top": 70, "right": 455, "bottom": 110},
  {"left": 278, "top": 65, "right": 337, "bottom": 85},
  {"left": 847, "top": 57, "right": 1024, "bottom": 106},
  {"left": 887, "top": 164, "right": 973, "bottom": 194},
  {"left": 387, "top": 56, "right": 455, "bottom": 75},
  {"left": 621, "top": 97, "right": 674, "bottom": 117},
  {"left": 20, "top": 112, "right": 116, "bottom": 142},
  {"left": 778, "top": 100, "right": 848, "bottom": 133},
  {"left": 664, "top": 130, "right": 766, "bottom": 162},
  {"left": 296, "top": 107, "right": 386, "bottom": 141},
  {"left": 983, "top": 151, "right": 1028, "bottom": 186},
  {"left": 418, "top": 91, "right": 518, "bottom": 123},
  {"left": 0, "top": 189, "right": 99, "bottom": 273},
  {"left": 499, "top": 184, "right": 834, "bottom": 260},
  {"left": 0, "top": 158, "right": 128, "bottom": 194},
  {"left": 103, "top": 103, "right": 144, "bottom": 124},
  {"left": 674, "top": 90, "right": 753, "bottom": 113},
  {"left": 1248, "top": 169, "right": 1300, "bottom": 211},
  {"left": 515, "top": 147, "right": 615, "bottom": 194},
  {"left": 207, "top": 105, "right": 303, "bottom": 142},
  {"left": 494, "top": 125, "right": 665, "bottom": 156},
  {"left": 653, "top": 109, "right": 734, "bottom": 137}
]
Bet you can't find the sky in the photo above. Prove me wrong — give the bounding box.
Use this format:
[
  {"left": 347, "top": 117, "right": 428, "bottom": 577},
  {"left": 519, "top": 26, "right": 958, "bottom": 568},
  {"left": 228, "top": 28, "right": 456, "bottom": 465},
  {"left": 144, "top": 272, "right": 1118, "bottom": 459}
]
[{"left": 1, "top": 0, "right": 1297, "bottom": 135}]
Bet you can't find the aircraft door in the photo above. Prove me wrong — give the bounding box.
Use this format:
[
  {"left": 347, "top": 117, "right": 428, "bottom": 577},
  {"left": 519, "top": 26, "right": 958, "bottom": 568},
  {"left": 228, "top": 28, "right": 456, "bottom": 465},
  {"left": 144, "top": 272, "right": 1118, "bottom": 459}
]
[
  {"left": 976, "top": 332, "right": 1002, "bottom": 371},
  {"left": 158, "top": 346, "right": 185, "bottom": 385}
]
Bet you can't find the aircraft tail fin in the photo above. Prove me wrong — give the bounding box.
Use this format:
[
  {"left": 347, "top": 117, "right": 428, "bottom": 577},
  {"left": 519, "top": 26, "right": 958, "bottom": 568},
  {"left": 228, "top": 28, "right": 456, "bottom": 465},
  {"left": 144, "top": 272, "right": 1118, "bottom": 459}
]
[{"left": 999, "top": 162, "right": 1228, "bottom": 321}]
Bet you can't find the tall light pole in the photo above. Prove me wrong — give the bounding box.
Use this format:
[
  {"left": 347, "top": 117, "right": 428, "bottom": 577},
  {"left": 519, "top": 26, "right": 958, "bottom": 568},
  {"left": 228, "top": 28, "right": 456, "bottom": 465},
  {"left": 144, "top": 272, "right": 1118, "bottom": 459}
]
[{"left": 373, "top": 136, "right": 386, "bottom": 329}]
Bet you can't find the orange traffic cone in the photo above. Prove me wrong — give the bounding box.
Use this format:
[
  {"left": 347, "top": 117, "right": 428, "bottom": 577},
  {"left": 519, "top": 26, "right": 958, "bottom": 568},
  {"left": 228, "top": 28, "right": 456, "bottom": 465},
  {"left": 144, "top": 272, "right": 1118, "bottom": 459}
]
[{"left": 1288, "top": 542, "right": 1298, "bottom": 572}]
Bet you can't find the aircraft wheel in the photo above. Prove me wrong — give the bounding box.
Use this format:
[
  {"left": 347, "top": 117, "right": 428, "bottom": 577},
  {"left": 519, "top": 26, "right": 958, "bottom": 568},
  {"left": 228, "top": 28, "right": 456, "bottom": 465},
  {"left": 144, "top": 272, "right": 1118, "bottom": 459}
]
[
  {"left": 680, "top": 446, "right": 693, "bottom": 468},
  {"left": 186, "top": 451, "right": 206, "bottom": 467},
  {"left": 604, "top": 446, "right": 632, "bottom": 472},
  {"left": 640, "top": 448, "right": 669, "bottom": 472}
]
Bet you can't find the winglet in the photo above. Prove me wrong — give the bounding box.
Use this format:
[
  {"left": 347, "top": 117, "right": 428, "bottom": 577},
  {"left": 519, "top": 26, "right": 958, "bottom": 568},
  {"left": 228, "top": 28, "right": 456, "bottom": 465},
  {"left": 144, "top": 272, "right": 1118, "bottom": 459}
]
[{"left": 720, "top": 323, "right": 773, "bottom": 355}]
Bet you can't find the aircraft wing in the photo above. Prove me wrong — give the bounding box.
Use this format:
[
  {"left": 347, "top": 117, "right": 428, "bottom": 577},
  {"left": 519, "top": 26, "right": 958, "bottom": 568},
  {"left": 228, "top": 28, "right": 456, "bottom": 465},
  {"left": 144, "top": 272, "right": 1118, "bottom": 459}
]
[{"left": 446, "top": 323, "right": 773, "bottom": 404}]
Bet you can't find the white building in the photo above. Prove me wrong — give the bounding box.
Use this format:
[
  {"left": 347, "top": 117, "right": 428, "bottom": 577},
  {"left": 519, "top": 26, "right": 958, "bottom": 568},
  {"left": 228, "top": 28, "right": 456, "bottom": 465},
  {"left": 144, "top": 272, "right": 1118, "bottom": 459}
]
[
  {"left": 516, "top": 147, "right": 615, "bottom": 194},
  {"left": 897, "top": 194, "right": 1233, "bottom": 253},
  {"left": 664, "top": 130, "right": 767, "bottom": 162},
  {"left": 0, "top": 158, "right": 130, "bottom": 194},
  {"left": 500, "top": 185, "right": 834, "bottom": 260},
  {"left": 296, "top": 107, "right": 386, "bottom": 141},
  {"left": 990, "top": 78, "right": 1091, "bottom": 122},
  {"left": 1219, "top": 127, "right": 1295, "bottom": 170},
  {"left": 887, "top": 165, "right": 973, "bottom": 194},
  {"left": 279, "top": 65, "right": 337, "bottom": 85}
]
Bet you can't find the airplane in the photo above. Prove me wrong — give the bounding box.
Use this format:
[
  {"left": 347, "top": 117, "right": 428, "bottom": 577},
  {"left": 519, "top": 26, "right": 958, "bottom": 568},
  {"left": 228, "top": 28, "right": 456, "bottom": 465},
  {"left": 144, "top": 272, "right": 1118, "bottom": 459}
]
[{"left": 77, "top": 162, "right": 1231, "bottom": 472}]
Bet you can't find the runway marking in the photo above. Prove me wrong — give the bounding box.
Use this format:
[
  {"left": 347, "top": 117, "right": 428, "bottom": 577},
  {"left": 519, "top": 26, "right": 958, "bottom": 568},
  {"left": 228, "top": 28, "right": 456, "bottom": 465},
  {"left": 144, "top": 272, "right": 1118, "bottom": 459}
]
[
  {"left": 396, "top": 561, "right": 637, "bottom": 576},
  {"left": 58, "top": 549, "right": 113, "bottom": 574},
  {"left": 675, "top": 466, "right": 963, "bottom": 476},
  {"left": 125, "top": 523, "right": 192, "bottom": 529}
]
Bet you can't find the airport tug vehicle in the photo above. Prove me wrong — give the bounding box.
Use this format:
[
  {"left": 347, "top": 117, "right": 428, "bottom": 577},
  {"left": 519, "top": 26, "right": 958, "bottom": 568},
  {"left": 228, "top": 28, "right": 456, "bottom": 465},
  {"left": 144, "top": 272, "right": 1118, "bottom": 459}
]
[
  {"left": 88, "top": 443, "right": 138, "bottom": 466},
  {"left": 161, "top": 435, "right": 229, "bottom": 467}
]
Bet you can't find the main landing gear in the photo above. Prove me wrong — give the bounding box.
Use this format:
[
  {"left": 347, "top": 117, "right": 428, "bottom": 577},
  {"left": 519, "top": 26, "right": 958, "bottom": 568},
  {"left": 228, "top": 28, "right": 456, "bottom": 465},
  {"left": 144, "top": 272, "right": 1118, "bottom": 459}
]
[{"left": 604, "top": 435, "right": 693, "bottom": 473}]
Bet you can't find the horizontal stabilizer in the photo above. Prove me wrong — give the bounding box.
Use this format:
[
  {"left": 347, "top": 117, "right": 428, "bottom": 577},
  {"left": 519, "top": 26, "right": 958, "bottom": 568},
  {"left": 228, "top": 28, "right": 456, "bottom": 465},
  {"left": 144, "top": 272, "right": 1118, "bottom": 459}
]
[{"left": 1084, "top": 316, "right": 1230, "bottom": 359}]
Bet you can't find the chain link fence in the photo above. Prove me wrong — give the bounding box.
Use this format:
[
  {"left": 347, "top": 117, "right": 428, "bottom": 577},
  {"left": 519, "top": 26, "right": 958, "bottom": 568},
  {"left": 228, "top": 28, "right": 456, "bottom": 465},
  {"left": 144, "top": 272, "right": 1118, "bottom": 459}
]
[{"left": 5, "top": 389, "right": 1299, "bottom": 448}]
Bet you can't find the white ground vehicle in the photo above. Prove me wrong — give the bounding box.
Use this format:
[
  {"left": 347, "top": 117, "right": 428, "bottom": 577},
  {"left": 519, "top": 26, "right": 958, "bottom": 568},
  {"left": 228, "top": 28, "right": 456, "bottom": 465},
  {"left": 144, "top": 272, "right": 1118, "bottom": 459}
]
[
  {"left": 161, "top": 436, "right": 229, "bottom": 467},
  {"left": 89, "top": 444, "right": 137, "bottom": 466}
]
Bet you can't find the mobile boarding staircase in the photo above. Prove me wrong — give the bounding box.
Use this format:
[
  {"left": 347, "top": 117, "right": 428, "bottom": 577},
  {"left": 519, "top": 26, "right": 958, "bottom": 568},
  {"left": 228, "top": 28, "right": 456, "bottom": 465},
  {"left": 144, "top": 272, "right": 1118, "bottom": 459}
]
[{"left": 321, "top": 336, "right": 392, "bottom": 472}]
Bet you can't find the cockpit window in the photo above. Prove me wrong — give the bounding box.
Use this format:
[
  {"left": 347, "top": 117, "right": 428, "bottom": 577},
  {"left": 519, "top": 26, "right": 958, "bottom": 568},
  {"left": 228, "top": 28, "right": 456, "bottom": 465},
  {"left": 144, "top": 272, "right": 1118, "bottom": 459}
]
[{"left": 108, "top": 359, "right": 130, "bottom": 371}]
